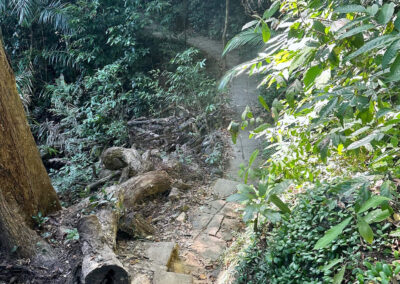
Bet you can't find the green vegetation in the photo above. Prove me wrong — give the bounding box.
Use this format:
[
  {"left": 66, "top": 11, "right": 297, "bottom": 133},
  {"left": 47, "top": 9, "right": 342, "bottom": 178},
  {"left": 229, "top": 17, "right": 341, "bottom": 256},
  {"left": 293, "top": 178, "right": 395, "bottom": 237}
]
[
  {"left": 0, "top": 0, "right": 235, "bottom": 198},
  {"left": 223, "top": 0, "right": 400, "bottom": 282}
]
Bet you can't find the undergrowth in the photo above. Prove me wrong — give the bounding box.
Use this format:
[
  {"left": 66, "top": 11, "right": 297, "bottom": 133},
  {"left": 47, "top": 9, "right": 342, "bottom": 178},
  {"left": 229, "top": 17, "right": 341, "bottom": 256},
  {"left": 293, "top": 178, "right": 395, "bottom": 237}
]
[{"left": 234, "top": 183, "right": 397, "bottom": 284}]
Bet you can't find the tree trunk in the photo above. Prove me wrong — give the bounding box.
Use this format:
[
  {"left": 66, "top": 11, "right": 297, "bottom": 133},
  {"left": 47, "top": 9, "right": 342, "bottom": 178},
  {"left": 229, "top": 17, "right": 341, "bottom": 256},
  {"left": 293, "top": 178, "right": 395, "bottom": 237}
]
[
  {"left": 0, "top": 41, "right": 61, "bottom": 257},
  {"left": 222, "top": 0, "right": 230, "bottom": 70}
]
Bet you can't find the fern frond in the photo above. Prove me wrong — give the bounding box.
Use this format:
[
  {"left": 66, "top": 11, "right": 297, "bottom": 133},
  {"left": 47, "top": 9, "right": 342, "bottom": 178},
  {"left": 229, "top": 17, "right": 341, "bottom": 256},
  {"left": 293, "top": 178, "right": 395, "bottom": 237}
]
[{"left": 222, "top": 28, "right": 263, "bottom": 57}]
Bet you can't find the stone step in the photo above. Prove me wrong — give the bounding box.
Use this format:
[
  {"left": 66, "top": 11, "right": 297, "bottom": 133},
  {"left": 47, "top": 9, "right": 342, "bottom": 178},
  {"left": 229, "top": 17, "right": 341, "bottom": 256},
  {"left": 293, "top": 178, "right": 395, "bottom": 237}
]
[
  {"left": 212, "top": 179, "right": 239, "bottom": 199},
  {"left": 153, "top": 270, "right": 193, "bottom": 284},
  {"left": 144, "top": 242, "right": 178, "bottom": 269}
]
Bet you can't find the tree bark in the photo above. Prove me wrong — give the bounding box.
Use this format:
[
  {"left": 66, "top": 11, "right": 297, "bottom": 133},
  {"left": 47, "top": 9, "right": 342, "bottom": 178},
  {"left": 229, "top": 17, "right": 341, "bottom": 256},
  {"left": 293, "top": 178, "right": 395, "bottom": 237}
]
[
  {"left": 222, "top": 0, "right": 230, "bottom": 70},
  {"left": 0, "top": 41, "right": 61, "bottom": 257}
]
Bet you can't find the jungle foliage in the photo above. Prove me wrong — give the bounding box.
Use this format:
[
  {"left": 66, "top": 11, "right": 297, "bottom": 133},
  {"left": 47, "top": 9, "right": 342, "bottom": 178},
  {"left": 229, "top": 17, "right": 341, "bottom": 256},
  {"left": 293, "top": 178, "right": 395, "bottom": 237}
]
[
  {"left": 0, "top": 0, "right": 238, "bottom": 196},
  {"left": 224, "top": 0, "right": 400, "bottom": 282}
]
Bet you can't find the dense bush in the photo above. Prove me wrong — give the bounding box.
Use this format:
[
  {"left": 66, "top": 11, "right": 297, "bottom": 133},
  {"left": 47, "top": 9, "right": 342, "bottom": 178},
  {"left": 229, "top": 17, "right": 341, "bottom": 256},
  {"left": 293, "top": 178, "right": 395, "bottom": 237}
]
[{"left": 235, "top": 183, "right": 396, "bottom": 283}]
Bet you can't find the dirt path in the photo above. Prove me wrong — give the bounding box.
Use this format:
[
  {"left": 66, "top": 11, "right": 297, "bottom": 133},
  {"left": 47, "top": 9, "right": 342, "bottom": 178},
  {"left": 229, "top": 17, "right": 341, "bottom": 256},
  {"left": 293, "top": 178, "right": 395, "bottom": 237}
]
[
  {"left": 187, "top": 35, "right": 261, "bottom": 180},
  {"left": 125, "top": 33, "right": 261, "bottom": 284}
]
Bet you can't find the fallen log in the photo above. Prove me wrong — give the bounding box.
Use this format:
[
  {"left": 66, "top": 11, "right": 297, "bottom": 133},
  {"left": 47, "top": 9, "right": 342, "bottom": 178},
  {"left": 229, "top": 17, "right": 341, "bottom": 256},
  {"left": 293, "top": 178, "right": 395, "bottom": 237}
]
[
  {"left": 78, "top": 215, "right": 130, "bottom": 284},
  {"left": 110, "top": 170, "right": 172, "bottom": 209},
  {"left": 101, "top": 147, "right": 142, "bottom": 172}
]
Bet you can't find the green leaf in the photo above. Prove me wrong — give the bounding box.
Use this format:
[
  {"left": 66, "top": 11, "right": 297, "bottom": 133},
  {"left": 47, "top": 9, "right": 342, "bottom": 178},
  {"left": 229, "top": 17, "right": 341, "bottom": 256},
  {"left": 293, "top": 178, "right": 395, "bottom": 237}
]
[
  {"left": 253, "top": 123, "right": 270, "bottom": 133},
  {"left": 382, "top": 40, "right": 400, "bottom": 68},
  {"left": 314, "top": 217, "right": 352, "bottom": 249},
  {"left": 304, "top": 65, "right": 322, "bottom": 88},
  {"left": 269, "top": 194, "right": 291, "bottom": 213},
  {"left": 387, "top": 54, "right": 400, "bottom": 81},
  {"left": 364, "top": 209, "right": 391, "bottom": 224},
  {"left": 395, "top": 11, "right": 400, "bottom": 31},
  {"left": 322, "top": 258, "right": 343, "bottom": 271},
  {"left": 357, "top": 195, "right": 391, "bottom": 214},
  {"left": 357, "top": 215, "right": 374, "bottom": 244},
  {"left": 337, "top": 24, "right": 374, "bottom": 40},
  {"left": 334, "top": 5, "right": 366, "bottom": 14},
  {"left": 376, "top": 2, "right": 395, "bottom": 25},
  {"left": 366, "top": 4, "right": 379, "bottom": 16},
  {"left": 249, "top": 149, "right": 259, "bottom": 167},
  {"left": 285, "top": 91, "right": 295, "bottom": 108},
  {"left": 345, "top": 35, "right": 397, "bottom": 62},
  {"left": 263, "top": 1, "right": 280, "bottom": 20},
  {"left": 313, "top": 20, "right": 326, "bottom": 34},
  {"left": 270, "top": 180, "right": 292, "bottom": 195},
  {"left": 289, "top": 47, "right": 315, "bottom": 73},
  {"left": 390, "top": 228, "right": 400, "bottom": 237},
  {"left": 347, "top": 132, "right": 380, "bottom": 150},
  {"left": 262, "top": 23, "right": 271, "bottom": 43},
  {"left": 313, "top": 98, "right": 338, "bottom": 125},
  {"left": 228, "top": 121, "right": 240, "bottom": 144},
  {"left": 333, "top": 265, "right": 346, "bottom": 284},
  {"left": 258, "top": 95, "right": 270, "bottom": 111}
]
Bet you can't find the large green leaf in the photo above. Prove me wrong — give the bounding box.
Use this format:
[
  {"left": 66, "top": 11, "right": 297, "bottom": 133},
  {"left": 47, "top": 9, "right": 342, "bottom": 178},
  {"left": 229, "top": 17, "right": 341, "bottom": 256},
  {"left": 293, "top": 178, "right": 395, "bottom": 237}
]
[
  {"left": 261, "top": 22, "right": 271, "bottom": 43},
  {"left": 334, "top": 5, "right": 366, "bottom": 14},
  {"left": 258, "top": 95, "right": 270, "bottom": 111},
  {"left": 269, "top": 194, "right": 291, "bottom": 213},
  {"left": 347, "top": 131, "right": 380, "bottom": 150},
  {"left": 253, "top": 123, "right": 270, "bottom": 133},
  {"left": 263, "top": 1, "right": 280, "bottom": 20},
  {"left": 345, "top": 35, "right": 397, "bottom": 62},
  {"left": 376, "top": 2, "right": 395, "bottom": 25},
  {"left": 333, "top": 265, "right": 346, "bottom": 284},
  {"left": 289, "top": 47, "right": 315, "bottom": 73},
  {"left": 337, "top": 24, "right": 374, "bottom": 40},
  {"left": 314, "top": 217, "right": 352, "bottom": 249},
  {"left": 228, "top": 121, "right": 240, "bottom": 144},
  {"left": 313, "top": 97, "right": 338, "bottom": 125},
  {"left": 357, "top": 195, "right": 391, "bottom": 214},
  {"left": 357, "top": 215, "right": 374, "bottom": 244},
  {"left": 304, "top": 65, "right": 322, "bottom": 88},
  {"left": 395, "top": 11, "right": 400, "bottom": 31},
  {"left": 387, "top": 54, "right": 400, "bottom": 81},
  {"left": 249, "top": 149, "right": 259, "bottom": 167},
  {"left": 382, "top": 39, "right": 400, "bottom": 68},
  {"left": 364, "top": 209, "right": 391, "bottom": 224}
]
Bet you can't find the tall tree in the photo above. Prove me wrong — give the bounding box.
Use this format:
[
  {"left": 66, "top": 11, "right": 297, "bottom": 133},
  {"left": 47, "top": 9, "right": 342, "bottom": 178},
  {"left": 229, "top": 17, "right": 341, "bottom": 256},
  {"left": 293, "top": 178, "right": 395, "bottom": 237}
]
[
  {"left": 0, "top": 41, "right": 61, "bottom": 258},
  {"left": 222, "top": 0, "right": 230, "bottom": 70}
]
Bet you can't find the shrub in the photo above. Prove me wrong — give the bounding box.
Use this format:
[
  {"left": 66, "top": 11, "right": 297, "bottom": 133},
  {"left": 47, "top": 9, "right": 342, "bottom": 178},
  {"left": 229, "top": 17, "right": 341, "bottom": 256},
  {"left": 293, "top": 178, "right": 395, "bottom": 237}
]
[{"left": 234, "top": 183, "right": 395, "bottom": 284}]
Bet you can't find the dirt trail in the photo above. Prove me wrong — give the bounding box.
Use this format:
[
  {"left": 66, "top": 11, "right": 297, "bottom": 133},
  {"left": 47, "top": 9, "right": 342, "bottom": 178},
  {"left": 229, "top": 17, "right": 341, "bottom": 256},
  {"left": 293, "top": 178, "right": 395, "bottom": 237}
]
[
  {"left": 187, "top": 35, "right": 261, "bottom": 180},
  {"left": 124, "top": 33, "right": 262, "bottom": 284}
]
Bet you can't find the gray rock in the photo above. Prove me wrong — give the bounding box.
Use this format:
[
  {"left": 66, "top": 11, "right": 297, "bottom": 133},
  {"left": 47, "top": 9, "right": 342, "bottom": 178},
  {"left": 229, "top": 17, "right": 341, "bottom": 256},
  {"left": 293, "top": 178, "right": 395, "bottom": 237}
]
[
  {"left": 168, "top": 187, "right": 181, "bottom": 201},
  {"left": 176, "top": 212, "right": 186, "bottom": 223}
]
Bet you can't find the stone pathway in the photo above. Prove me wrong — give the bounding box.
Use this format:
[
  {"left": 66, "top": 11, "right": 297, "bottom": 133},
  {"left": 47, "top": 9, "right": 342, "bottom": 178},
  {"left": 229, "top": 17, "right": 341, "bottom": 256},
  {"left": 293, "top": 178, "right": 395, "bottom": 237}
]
[{"left": 125, "top": 32, "right": 261, "bottom": 284}]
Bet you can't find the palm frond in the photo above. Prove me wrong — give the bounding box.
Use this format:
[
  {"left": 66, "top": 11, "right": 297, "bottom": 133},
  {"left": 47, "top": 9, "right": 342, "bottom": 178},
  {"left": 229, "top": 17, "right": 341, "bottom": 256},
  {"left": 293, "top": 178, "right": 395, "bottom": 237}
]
[
  {"left": 219, "top": 57, "right": 263, "bottom": 89},
  {"left": 42, "top": 48, "right": 77, "bottom": 68},
  {"left": 38, "top": 0, "right": 70, "bottom": 32},
  {"left": 222, "top": 28, "right": 264, "bottom": 57},
  {"left": 0, "top": 0, "right": 7, "bottom": 12},
  {"left": 10, "top": 0, "right": 35, "bottom": 25}
]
